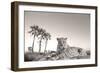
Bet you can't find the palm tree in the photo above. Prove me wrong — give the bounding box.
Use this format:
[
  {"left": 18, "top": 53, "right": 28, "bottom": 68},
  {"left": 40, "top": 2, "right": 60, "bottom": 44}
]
[
  {"left": 38, "top": 28, "right": 46, "bottom": 53},
  {"left": 44, "top": 33, "right": 51, "bottom": 53},
  {"left": 28, "top": 25, "right": 39, "bottom": 53}
]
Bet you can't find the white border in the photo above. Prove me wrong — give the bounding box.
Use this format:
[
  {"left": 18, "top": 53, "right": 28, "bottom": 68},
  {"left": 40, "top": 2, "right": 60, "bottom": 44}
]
[{"left": 18, "top": 5, "right": 96, "bottom": 68}]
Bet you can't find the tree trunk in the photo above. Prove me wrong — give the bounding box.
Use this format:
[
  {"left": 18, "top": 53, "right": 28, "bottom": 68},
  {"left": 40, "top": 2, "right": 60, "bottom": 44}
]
[
  {"left": 44, "top": 39, "right": 48, "bottom": 53},
  {"left": 39, "top": 38, "right": 42, "bottom": 53},
  {"left": 32, "top": 35, "right": 35, "bottom": 53}
]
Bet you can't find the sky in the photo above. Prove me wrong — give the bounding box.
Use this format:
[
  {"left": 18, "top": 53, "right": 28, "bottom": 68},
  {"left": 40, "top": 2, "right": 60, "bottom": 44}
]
[{"left": 24, "top": 11, "right": 90, "bottom": 52}]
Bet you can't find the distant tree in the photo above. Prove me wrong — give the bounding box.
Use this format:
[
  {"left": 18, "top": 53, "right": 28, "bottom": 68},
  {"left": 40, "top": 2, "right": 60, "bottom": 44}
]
[
  {"left": 28, "top": 25, "right": 39, "bottom": 53},
  {"left": 44, "top": 33, "right": 51, "bottom": 53},
  {"left": 38, "top": 28, "right": 46, "bottom": 53}
]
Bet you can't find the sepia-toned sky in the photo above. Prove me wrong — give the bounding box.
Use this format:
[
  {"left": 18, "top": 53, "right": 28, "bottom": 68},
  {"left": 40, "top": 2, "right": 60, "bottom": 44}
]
[{"left": 24, "top": 11, "right": 90, "bottom": 52}]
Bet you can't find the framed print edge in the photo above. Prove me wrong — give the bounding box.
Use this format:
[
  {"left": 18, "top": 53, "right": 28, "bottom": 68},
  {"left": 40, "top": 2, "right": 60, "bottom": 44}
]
[
  {"left": 11, "top": 2, "right": 19, "bottom": 71},
  {"left": 13, "top": 64, "right": 97, "bottom": 72},
  {"left": 11, "top": 1, "right": 98, "bottom": 71},
  {"left": 95, "top": 6, "right": 98, "bottom": 66}
]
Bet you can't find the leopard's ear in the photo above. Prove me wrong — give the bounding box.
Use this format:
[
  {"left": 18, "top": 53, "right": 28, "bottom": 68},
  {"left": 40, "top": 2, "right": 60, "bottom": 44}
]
[
  {"left": 57, "top": 38, "right": 59, "bottom": 41},
  {"left": 65, "top": 38, "right": 67, "bottom": 40}
]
